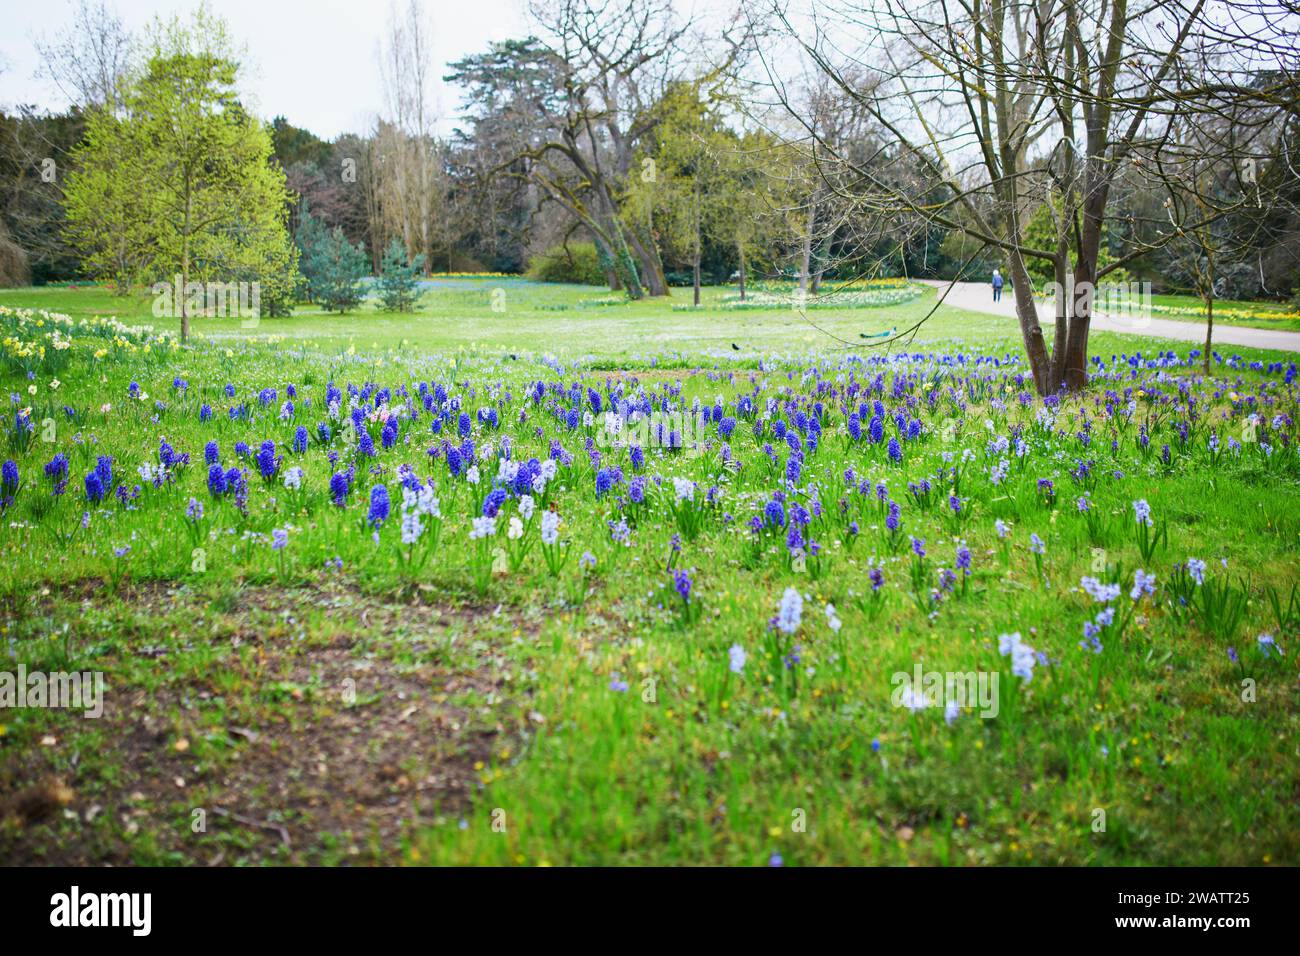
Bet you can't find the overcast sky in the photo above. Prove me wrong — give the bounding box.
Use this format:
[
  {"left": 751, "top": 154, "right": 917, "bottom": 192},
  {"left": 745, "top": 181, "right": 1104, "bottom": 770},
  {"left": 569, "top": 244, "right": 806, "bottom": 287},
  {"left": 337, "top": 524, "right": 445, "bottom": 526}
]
[{"left": 0, "top": 0, "right": 541, "bottom": 138}]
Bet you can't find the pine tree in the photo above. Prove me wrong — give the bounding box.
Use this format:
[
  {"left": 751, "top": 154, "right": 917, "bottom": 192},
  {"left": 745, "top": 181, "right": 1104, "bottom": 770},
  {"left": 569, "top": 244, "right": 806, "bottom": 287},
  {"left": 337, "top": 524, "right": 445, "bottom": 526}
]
[
  {"left": 297, "top": 208, "right": 367, "bottom": 313},
  {"left": 294, "top": 204, "right": 328, "bottom": 304},
  {"left": 376, "top": 237, "right": 425, "bottom": 312}
]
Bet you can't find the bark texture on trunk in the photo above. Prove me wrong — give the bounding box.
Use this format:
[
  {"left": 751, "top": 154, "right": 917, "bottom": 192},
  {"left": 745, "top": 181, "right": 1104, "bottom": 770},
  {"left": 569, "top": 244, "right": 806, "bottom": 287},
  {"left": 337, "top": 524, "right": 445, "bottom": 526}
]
[
  {"left": 1008, "top": 249, "right": 1052, "bottom": 395},
  {"left": 625, "top": 227, "right": 667, "bottom": 296},
  {"left": 1203, "top": 295, "right": 1214, "bottom": 374},
  {"left": 737, "top": 243, "right": 747, "bottom": 301}
]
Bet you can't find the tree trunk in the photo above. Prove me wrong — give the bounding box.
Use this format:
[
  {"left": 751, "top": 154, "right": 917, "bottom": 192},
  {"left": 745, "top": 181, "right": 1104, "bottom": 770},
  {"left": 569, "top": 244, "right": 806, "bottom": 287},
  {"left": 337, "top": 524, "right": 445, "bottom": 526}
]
[
  {"left": 1059, "top": 170, "right": 1110, "bottom": 391},
  {"left": 1203, "top": 293, "right": 1214, "bottom": 375},
  {"left": 1007, "top": 248, "right": 1052, "bottom": 395},
  {"left": 181, "top": 188, "right": 191, "bottom": 343},
  {"left": 1062, "top": 256, "right": 1096, "bottom": 392},
  {"left": 798, "top": 203, "right": 815, "bottom": 294},
  {"left": 592, "top": 234, "right": 627, "bottom": 294},
  {"left": 692, "top": 191, "right": 701, "bottom": 307},
  {"left": 1201, "top": 243, "right": 1216, "bottom": 374},
  {"left": 737, "top": 242, "right": 747, "bottom": 302},
  {"left": 590, "top": 175, "right": 655, "bottom": 297},
  {"left": 624, "top": 226, "right": 667, "bottom": 296},
  {"left": 1049, "top": 255, "right": 1069, "bottom": 389},
  {"left": 611, "top": 237, "right": 644, "bottom": 299},
  {"left": 180, "top": 255, "right": 189, "bottom": 343}
]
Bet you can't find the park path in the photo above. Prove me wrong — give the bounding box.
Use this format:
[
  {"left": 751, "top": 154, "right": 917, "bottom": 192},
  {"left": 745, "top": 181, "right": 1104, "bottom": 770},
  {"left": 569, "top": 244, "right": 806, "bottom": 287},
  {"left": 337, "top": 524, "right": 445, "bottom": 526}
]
[{"left": 918, "top": 279, "right": 1300, "bottom": 354}]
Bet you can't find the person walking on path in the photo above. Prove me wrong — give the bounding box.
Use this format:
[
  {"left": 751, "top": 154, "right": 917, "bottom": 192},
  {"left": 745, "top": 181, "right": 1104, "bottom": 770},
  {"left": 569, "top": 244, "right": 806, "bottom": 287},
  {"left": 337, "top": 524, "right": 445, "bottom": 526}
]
[{"left": 992, "top": 269, "right": 1004, "bottom": 302}]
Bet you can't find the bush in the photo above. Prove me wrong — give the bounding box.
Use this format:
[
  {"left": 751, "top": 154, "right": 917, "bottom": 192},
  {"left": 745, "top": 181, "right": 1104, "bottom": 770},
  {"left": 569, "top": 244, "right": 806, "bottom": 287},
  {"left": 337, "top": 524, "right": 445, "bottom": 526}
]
[
  {"left": 526, "top": 242, "right": 606, "bottom": 285},
  {"left": 665, "top": 270, "right": 729, "bottom": 287}
]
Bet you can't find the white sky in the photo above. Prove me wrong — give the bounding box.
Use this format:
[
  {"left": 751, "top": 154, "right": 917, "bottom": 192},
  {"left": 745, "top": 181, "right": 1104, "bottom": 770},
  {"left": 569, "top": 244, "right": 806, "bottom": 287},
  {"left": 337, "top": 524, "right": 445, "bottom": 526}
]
[
  {"left": 0, "top": 0, "right": 795, "bottom": 138},
  {"left": 0, "top": 0, "right": 538, "bottom": 138}
]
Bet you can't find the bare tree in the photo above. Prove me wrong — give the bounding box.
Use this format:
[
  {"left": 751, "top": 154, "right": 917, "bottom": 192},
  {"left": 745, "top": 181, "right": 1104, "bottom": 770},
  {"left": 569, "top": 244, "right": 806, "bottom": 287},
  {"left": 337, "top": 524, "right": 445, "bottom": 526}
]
[
  {"left": 757, "top": 0, "right": 1299, "bottom": 394},
  {"left": 520, "top": 0, "right": 699, "bottom": 296},
  {"left": 1155, "top": 103, "right": 1289, "bottom": 370},
  {"left": 34, "top": 0, "right": 133, "bottom": 112},
  {"left": 375, "top": 0, "right": 445, "bottom": 272}
]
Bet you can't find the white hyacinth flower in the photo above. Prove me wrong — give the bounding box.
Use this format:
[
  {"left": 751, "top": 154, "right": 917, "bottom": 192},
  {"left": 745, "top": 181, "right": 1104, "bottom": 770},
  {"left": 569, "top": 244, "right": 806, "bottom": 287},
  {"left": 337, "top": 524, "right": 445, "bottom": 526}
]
[{"left": 540, "top": 510, "right": 560, "bottom": 545}]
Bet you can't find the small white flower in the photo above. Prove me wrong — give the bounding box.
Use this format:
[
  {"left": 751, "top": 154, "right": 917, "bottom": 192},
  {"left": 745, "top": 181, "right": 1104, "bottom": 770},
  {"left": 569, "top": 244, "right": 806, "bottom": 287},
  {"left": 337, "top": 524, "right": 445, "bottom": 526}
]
[
  {"left": 418, "top": 487, "right": 440, "bottom": 517},
  {"left": 900, "top": 685, "right": 931, "bottom": 712},
  {"left": 776, "top": 587, "right": 803, "bottom": 634},
  {"left": 998, "top": 631, "right": 1037, "bottom": 682}
]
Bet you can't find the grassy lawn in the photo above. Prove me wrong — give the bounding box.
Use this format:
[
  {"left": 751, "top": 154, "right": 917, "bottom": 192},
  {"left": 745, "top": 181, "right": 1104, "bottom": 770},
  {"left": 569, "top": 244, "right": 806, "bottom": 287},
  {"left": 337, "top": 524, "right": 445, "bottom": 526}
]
[
  {"left": 1146, "top": 293, "right": 1300, "bottom": 333},
  {"left": 1, "top": 278, "right": 1297, "bottom": 866},
  {"left": 2, "top": 279, "right": 950, "bottom": 357},
  {"left": 4, "top": 279, "right": 1292, "bottom": 364}
]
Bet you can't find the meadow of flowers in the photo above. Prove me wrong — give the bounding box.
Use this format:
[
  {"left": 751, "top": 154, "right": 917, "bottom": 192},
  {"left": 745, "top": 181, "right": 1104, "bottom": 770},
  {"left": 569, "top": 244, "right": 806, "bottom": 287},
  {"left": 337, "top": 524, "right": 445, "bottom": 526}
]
[
  {"left": 685, "top": 278, "right": 923, "bottom": 311},
  {"left": 1, "top": 302, "right": 1297, "bottom": 866}
]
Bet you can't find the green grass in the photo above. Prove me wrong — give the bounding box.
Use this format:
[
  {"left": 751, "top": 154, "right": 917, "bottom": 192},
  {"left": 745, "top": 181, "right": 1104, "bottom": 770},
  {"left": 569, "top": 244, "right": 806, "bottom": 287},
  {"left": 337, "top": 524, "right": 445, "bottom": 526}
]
[
  {"left": 1146, "top": 293, "right": 1300, "bottom": 332},
  {"left": 0, "top": 278, "right": 948, "bottom": 356},
  {"left": 0, "top": 278, "right": 1297, "bottom": 866},
  {"left": 4, "top": 279, "right": 1292, "bottom": 364}
]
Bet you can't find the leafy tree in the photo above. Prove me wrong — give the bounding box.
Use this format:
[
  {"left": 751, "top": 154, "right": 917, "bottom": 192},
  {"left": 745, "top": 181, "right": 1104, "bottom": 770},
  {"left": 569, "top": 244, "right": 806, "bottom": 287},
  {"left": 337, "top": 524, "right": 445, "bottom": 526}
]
[
  {"left": 271, "top": 116, "right": 333, "bottom": 171},
  {"left": 710, "top": 130, "right": 788, "bottom": 300},
  {"left": 624, "top": 81, "right": 735, "bottom": 305},
  {"left": 59, "top": 108, "right": 147, "bottom": 294},
  {"left": 62, "top": 6, "right": 297, "bottom": 339},
  {"left": 376, "top": 236, "right": 424, "bottom": 312}
]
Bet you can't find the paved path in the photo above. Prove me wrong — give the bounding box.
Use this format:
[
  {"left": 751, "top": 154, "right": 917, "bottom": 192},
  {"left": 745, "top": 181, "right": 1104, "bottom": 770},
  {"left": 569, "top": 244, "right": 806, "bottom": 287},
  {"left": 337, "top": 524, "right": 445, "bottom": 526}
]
[{"left": 918, "top": 279, "right": 1300, "bottom": 353}]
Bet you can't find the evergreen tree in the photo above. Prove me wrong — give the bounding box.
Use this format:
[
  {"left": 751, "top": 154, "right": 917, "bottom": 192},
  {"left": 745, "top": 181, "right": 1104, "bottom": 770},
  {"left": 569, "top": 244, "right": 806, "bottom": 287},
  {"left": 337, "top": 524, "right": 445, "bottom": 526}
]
[
  {"left": 294, "top": 203, "right": 328, "bottom": 303},
  {"left": 376, "top": 237, "right": 424, "bottom": 312},
  {"left": 298, "top": 207, "right": 367, "bottom": 313}
]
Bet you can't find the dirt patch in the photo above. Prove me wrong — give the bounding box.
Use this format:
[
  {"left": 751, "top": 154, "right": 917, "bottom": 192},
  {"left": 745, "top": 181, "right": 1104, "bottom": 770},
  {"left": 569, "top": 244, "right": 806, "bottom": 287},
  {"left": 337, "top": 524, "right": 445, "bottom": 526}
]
[{"left": 0, "top": 580, "right": 535, "bottom": 865}]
